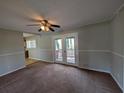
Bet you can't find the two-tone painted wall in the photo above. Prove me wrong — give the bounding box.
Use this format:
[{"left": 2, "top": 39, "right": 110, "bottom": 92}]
[
  {"left": 26, "top": 8, "right": 124, "bottom": 91},
  {"left": 0, "top": 29, "right": 25, "bottom": 76},
  {"left": 0, "top": 6, "right": 123, "bottom": 93},
  {"left": 110, "top": 7, "right": 124, "bottom": 91}
]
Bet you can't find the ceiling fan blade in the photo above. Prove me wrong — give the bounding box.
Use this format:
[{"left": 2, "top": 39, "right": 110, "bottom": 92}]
[
  {"left": 38, "top": 28, "right": 42, "bottom": 32},
  {"left": 27, "top": 24, "right": 40, "bottom": 26},
  {"left": 51, "top": 24, "right": 60, "bottom": 28},
  {"left": 49, "top": 27, "right": 55, "bottom": 32}
]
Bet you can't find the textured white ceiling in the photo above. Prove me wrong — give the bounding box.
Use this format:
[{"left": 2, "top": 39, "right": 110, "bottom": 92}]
[
  {"left": 0, "top": 0, "right": 124, "bottom": 34},
  {"left": 23, "top": 33, "right": 35, "bottom": 37}
]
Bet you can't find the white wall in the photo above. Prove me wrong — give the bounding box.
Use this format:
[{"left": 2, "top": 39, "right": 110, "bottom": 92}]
[
  {"left": 111, "top": 7, "right": 124, "bottom": 91},
  {"left": 25, "top": 9, "right": 124, "bottom": 92},
  {"left": 0, "top": 29, "right": 25, "bottom": 76},
  {"left": 77, "top": 22, "right": 111, "bottom": 72},
  {"left": 26, "top": 35, "right": 53, "bottom": 62},
  {"left": 27, "top": 21, "right": 112, "bottom": 73}
]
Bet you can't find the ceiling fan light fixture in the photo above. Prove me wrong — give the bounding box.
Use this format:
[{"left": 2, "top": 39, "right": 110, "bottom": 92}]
[
  {"left": 41, "top": 21, "right": 46, "bottom": 25},
  {"left": 40, "top": 26, "right": 45, "bottom": 30},
  {"left": 40, "top": 26, "right": 49, "bottom": 32},
  {"left": 27, "top": 19, "right": 60, "bottom": 32},
  {"left": 45, "top": 26, "right": 49, "bottom": 31}
]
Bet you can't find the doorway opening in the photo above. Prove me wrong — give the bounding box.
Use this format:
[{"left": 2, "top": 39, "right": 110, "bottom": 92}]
[{"left": 23, "top": 33, "right": 38, "bottom": 65}]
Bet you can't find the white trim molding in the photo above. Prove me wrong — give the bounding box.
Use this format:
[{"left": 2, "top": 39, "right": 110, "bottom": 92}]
[
  {"left": 0, "top": 51, "right": 25, "bottom": 77},
  {"left": 79, "top": 50, "right": 110, "bottom": 53},
  {"left": 52, "top": 32, "right": 79, "bottom": 67},
  {"left": 112, "top": 3, "right": 124, "bottom": 20},
  {"left": 110, "top": 73, "right": 123, "bottom": 92},
  {"left": 78, "top": 66, "right": 110, "bottom": 74},
  {"left": 79, "top": 50, "right": 124, "bottom": 58},
  {"left": 111, "top": 51, "right": 124, "bottom": 58},
  {"left": 0, "top": 51, "right": 24, "bottom": 57},
  {"left": 111, "top": 51, "right": 124, "bottom": 92},
  {"left": 0, "top": 65, "right": 26, "bottom": 77},
  {"left": 29, "top": 57, "right": 54, "bottom": 63}
]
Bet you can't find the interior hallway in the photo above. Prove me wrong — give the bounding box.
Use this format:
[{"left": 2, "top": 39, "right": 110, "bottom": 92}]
[{"left": 25, "top": 58, "right": 38, "bottom": 65}]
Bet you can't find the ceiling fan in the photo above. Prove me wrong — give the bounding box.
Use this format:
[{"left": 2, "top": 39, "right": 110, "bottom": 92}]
[{"left": 27, "top": 20, "right": 61, "bottom": 32}]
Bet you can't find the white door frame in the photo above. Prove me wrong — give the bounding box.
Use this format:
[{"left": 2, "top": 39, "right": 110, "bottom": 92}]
[
  {"left": 52, "top": 35, "right": 65, "bottom": 64},
  {"left": 52, "top": 32, "right": 79, "bottom": 66}
]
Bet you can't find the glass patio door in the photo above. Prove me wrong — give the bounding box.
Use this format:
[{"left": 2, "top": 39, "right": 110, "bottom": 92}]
[
  {"left": 55, "top": 38, "right": 63, "bottom": 62},
  {"left": 65, "top": 37, "right": 75, "bottom": 64},
  {"left": 53, "top": 33, "right": 78, "bottom": 66}
]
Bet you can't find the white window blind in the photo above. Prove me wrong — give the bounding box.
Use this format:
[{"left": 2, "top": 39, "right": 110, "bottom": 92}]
[{"left": 26, "top": 40, "right": 36, "bottom": 48}]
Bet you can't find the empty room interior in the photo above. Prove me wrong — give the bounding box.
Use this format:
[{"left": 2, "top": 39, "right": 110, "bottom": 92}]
[{"left": 0, "top": 0, "right": 124, "bottom": 93}]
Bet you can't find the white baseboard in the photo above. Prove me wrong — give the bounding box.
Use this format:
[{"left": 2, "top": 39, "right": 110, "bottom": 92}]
[
  {"left": 30, "top": 58, "right": 110, "bottom": 74},
  {"left": 87, "top": 67, "right": 110, "bottom": 73},
  {"left": 79, "top": 66, "right": 123, "bottom": 92},
  {"left": 29, "top": 57, "right": 54, "bottom": 63},
  {"left": 1, "top": 57, "right": 122, "bottom": 92},
  {"left": 0, "top": 65, "right": 26, "bottom": 77},
  {"left": 78, "top": 66, "right": 110, "bottom": 74},
  {"left": 110, "top": 73, "right": 123, "bottom": 92}
]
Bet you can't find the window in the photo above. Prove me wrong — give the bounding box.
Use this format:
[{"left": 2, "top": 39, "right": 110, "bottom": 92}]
[{"left": 26, "top": 40, "right": 36, "bottom": 48}]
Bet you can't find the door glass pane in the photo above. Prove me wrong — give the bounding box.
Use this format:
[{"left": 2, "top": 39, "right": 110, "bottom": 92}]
[
  {"left": 55, "top": 39, "right": 63, "bottom": 61},
  {"left": 66, "top": 37, "right": 75, "bottom": 64}
]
